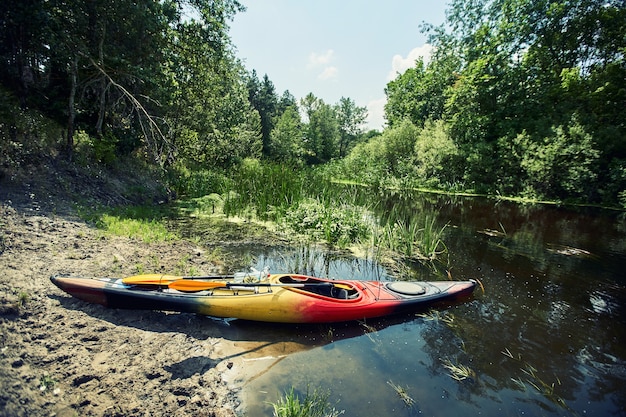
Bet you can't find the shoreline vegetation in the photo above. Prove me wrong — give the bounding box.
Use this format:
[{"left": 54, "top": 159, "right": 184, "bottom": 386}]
[
  {"left": 68, "top": 157, "right": 624, "bottom": 283},
  {"left": 331, "top": 178, "right": 626, "bottom": 212},
  {"left": 1, "top": 155, "right": 618, "bottom": 416}
]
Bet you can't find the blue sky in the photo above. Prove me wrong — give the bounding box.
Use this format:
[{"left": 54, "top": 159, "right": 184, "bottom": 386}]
[{"left": 229, "top": 1, "right": 449, "bottom": 130}]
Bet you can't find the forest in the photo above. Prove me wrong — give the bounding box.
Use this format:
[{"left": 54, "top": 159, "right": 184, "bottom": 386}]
[{"left": 1, "top": 0, "right": 625, "bottom": 208}]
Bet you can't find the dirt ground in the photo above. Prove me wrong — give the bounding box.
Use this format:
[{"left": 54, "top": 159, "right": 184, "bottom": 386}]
[{"left": 0, "top": 161, "right": 294, "bottom": 417}]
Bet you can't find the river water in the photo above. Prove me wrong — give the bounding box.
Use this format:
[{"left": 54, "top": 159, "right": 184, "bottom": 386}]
[{"left": 191, "top": 191, "right": 626, "bottom": 416}]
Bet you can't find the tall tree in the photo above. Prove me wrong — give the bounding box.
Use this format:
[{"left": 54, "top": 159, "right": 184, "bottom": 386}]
[
  {"left": 0, "top": 0, "right": 253, "bottom": 168},
  {"left": 269, "top": 105, "right": 304, "bottom": 165},
  {"left": 303, "top": 98, "right": 339, "bottom": 164},
  {"left": 335, "top": 97, "right": 367, "bottom": 158},
  {"left": 385, "top": 0, "right": 625, "bottom": 203}
]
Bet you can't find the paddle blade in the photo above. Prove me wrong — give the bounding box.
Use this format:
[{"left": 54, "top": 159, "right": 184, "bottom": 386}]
[
  {"left": 122, "top": 274, "right": 181, "bottom": 285},
  {"left": 168, "top": 280, "right": 226, "bottom": 292}
]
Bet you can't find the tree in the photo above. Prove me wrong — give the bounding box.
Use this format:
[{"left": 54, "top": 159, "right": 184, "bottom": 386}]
[
  {"left": 269, "top": 105, "right": 304, "bottom": 165},
  {"left": 384, "top": 0, "right": 626, "bottom": 204},
  {"left": 301, "top": 95, "right": 339, "bottom": 164},
  {"left": 382, "top": 118, "right": 419, "bottom": 176},
  {"left": 246, "top": 71, "right": 279, "bottom": 156},
  {"left": 0, "top": 0, "right": 253, "bottom": 168},
  {"left": 335, "top": 97, "right": 367, "bottom": 157}
]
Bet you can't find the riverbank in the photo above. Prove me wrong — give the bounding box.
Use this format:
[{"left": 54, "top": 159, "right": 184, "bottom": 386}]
[{"left": 0, "top": 160, "right": 265, "bottom": 416}]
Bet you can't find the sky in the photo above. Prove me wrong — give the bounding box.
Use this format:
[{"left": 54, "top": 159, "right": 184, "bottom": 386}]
[{"left": 229, "top": 1, "right": 449, "bottom": 131}]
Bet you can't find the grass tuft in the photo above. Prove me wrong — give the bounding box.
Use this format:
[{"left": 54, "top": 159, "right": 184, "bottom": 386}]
[
  {"left": 270, "top": 386, "right": 344, "bottom": 417},
  {"left": 387, "top": 380, "right": 415, "bottom": 407}
]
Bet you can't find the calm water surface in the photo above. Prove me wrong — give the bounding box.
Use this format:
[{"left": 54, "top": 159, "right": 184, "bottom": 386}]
[{"left": 191, "top": 192, "right": 626, "bottom": 416}]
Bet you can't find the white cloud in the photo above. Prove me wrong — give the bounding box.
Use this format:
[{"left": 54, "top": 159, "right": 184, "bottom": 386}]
[
  {"left": 318, "top": 66, "right": 338, "bottom": 80},
  {"left": 388, "top": 44, "right": 434, "bottom": 80},
  {"left": 308, "top": 49, "right": 334, "bottom": 67},
  {"left": 366, "top": 97, "right": 387, "bottom": 130}
]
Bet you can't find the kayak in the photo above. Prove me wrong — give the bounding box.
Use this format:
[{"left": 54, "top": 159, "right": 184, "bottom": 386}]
[{"left": 50, "top": 273, "right": 476, "bottom": 323}]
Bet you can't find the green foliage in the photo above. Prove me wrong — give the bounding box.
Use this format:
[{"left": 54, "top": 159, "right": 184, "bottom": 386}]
[
  {"left": 335, "top": 97, "right": 367, "bottom": 157},
  {"left": 382, "top": 119, "right": 420, "bottom": 177},
  {"left": 223, "top": 159, "right": 312, "bottom": 220},
  {"left": 412, "top": 120, "right": 460, "bottom": 185},
  {"left": 378, "top": 0, "right": 626, "bottom": 206},
  {"left": 374, "top": 216, "right": 448, "bottom": 261},
  {"left": 282, "top": 198, "right": 371, "bottom": 247},
  {"left": 515, "top": 119, "right": 600, "bottom": 200},
  {"left": 168, "top": 164, "right": 232, "bottom": 199},
  {"left": 91, "top": 206, "right": 177, "bottom": 243},
  {"left": 270, "top": 106, "right": 305, "bottom": 166},
  {"left": 304, "top": 99, "right": 340, "bottom": 164},
  {"left": 74, "top": 130, "right": 118, "bottom": 166},
  {"left": 247, "top": 71, "right": 279, "bottom": 156},
  {"left": 0, "top": 88, "right": 64, "bottom": 170},
  {"left": 0, "top": 0, "right": 257, "bottom": 169},
  {"left": 270, "top": 387, "right": 343, "bottom": 417},
  {"left": 385, "top": 58, "right": 454, "bottom": 128},
  {"left": 335, "top": 133, "right": 386, "bottom": 185}
]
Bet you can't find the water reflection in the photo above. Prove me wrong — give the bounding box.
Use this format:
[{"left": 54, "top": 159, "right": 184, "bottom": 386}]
[{"left": 176, "top": 190, "right": 626, "bottom": 416}]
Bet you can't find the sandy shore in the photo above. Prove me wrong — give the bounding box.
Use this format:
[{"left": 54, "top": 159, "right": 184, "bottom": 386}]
[{"left": 0, "top": 162, "right": 303, "bottom": 417}]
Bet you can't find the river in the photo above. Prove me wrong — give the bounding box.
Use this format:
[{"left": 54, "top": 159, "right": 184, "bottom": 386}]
[{"left": 187, "top": 190, "right": 626, "bottom": 416}]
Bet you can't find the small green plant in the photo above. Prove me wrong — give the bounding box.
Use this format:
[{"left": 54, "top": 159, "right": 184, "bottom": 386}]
[
  {"left": 387, "top": 380, "right": 415, "bottom": 407},
  {"left": 39, "top": 373, "right": 56, "bottom": 391},
  {"left": 17, "top": 291, "right": 29, "bottom": 306},
  {"left": 134, "top": 263, "right": 145, "bottom": 274},
  {"left": 270, "top": 386, "right": 344, "bottom": 417}
]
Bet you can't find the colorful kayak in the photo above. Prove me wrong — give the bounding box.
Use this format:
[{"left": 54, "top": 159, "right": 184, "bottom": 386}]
[{"left": 50, "top": 273, "right": 476, "bottom": 323}]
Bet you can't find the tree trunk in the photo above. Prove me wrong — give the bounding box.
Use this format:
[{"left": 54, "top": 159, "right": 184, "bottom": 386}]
[
  {"left": 95, "top": 22, "right": 107, "bottom": 137},
  {"left": 67, "top": 55, "right": 78, "bottom": 159}
]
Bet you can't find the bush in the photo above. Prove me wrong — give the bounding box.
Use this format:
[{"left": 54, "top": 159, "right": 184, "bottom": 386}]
[
  {"left": 282, "top": 198, "right": 371, "bottom": 247},
  {"left": 516, "top": 118, "right": 600, "bottom": 200},
  {"left": 412, "top": 119, "right": 460, "bottom": 185}
]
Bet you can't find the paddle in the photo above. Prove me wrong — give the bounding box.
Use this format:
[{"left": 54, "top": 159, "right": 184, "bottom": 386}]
[
  {"left": 168, "top": 279, "right": 352, "bottom": 292},
  {"left": 122, "top": 273, "right": 235, "bottom": 286}
]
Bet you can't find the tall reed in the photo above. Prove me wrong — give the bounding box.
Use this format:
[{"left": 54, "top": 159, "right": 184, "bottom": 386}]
[{"left": 372, "top": 215, "right": 448, "bottom": 261}]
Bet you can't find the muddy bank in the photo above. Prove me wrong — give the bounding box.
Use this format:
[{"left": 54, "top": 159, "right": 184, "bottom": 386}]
[{"left": 0, "top": 161, "right": 288, "bottom": 416}]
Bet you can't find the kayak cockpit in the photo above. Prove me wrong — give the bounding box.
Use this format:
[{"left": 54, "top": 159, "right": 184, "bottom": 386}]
[{"left": 276, "top": 274, "right": 360, "bottom": 300}]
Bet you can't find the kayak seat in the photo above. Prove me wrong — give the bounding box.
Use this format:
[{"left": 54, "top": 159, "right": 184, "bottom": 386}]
[
  {"left": 331, "top": 287, "right": 349, "bottom": 300},
  {"left": 300, "top": 284, "right": 349, "bottom": 299}
]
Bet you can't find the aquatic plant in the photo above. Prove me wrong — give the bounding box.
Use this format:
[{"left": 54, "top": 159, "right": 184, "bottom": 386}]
[
  {"left": 372, "top": 215, "right": 449, "bottom": 262},
  {"left": 417, "top": 310, "right": 457, "bottom": 328},
  {"left": 359, "top": 320, "right": 382, "bottom": 347},
  {"left": 441, "top": 358, "right": 475, "bottom": 381},
  {"left": 387, "top": 380, "right": 415, "bottom": 407},
  {"left": 282, "top": 198, "right": 371, "bottom": 247},
  {"left": 270, "top": 386, "right": 344, "bottom": 417},
  {"left": 501, "top": 347, "right": 568, "bottom": 409}
]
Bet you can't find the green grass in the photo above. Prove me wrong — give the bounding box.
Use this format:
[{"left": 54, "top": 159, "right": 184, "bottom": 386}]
[
  {"left": 372, "top": 216, "right": 448, "bottom": 262},
  {"left": 165, "top": 161, "right": 455, "bottom": 265},
  {"left": 79, "top": 205, "right": 178, "bottom": 243},
  {"left": 270, "top": 387, "right": 343, "bottom": 417},
  {"left": 96, "top": 213, "right": 176, "bottom": 242}
]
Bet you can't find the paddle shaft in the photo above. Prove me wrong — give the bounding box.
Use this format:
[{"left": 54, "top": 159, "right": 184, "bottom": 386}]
[
  {"left": 168, "top": 280, "right": 351, "bottom": 292},
  {"left": 122, "top": 274, "right": 236, "bottom": 285}
]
